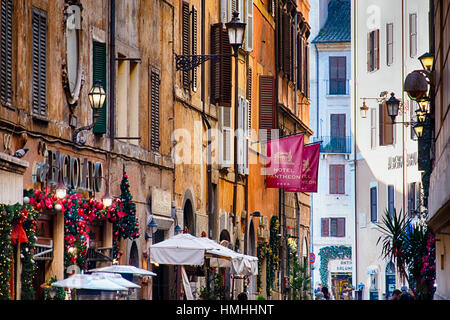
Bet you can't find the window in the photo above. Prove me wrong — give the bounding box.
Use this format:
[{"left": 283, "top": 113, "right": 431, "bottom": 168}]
[
  {"left": 181, "top": 2, "right": 190, "bottom": 89},
  {"left": 370, "top": 186, "right": 378, "bottom": 222},
  {"left": 386, "top": 23, "right": 394, "bottom": 66},
  {"left": 408, "top": 182, "right": 416, "bottom": 216},
  {"left": 329, "top": 57, "right": 346, "bottom": 94},
  {"left": 409, "top": 13, "right": 417, "bottom": 57},
  {"left": 367, "top": 29, "right": 380, "bottom": 72},
  {"left": 92, "top": 41, "right": 107, "bottom": 134},
  {"left": 32, "top": 8, "right": 47, "bottom": 119},
  {"left": 379, "top": 103, "right": 394, "bottom": 146},
  {"left": 0, "top": 0, "right": 13, "bottom": 107},
  {"left": 238, "top": 96, "right": 249, "bottom": 175},
  {"left": 259, "top": 75, "right": 276, "bottom": 133},
  {"left": 150, "top": 69, "right": 160, "bottom": 151},
  {"left": 219, "top": 106, "right": 233, "bottom": 168},
  {"left": 388, "top": 185, "right": 395, "bottom": 216},
  {"left": 370, "top": 108, "right": 377, "bottom": 149},
  {"left": 116, "top": 58, "right": 140, "bottom": 145},
  {"left": 321, "top": 218, "right": 345, "bottom": 237},
  {"left": 330, "top": 114, "right": 346, "bottom": 152},
  {"left": 210, "top": 23, "right": 232, "bottom": 106},
  {"left": 329, "top": 164, "right": 345, "bottom": 194}
]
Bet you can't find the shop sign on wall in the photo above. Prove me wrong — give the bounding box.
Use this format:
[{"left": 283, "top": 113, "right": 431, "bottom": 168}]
[
  {"left": 33, "top": 149, "right": 103, "bottom": 193},
  {"left": 329, "top": 259, "right": 352, "bottom": 273}
]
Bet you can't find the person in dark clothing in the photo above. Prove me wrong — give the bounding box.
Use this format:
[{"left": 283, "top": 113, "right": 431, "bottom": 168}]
[
  {"left": 321, "top": 286, "right": 331, "bottom": 300},
  {"left": 390, "top": 289, "right": 402, "bottom": 300},
  {"left": 237, "top": 292, "right": 248, "bottom": 301}
]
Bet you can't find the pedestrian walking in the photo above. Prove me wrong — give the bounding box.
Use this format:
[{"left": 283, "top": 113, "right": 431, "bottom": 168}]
[
  {"left": 390, "top": 289, "right": 402, "bottom": 300},
  {"left": 321, "top": 286, "right": 331, "bottom": 300},
  {"left": 315, "top": 291, "right": 325, "bottom": 300}
]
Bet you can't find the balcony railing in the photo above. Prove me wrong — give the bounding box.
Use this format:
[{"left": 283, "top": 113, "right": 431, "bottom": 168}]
[{"left": 312, "top": 136, "right": 351, "bottom": 154}]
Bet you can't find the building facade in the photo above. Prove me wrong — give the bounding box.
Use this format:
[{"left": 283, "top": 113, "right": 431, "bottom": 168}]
[
  {"left": 0, "top": 0, "right": 175, "bottom": 300},
  {"left": 351, "top": 0, "right": 428, "bottom": 300},
  {"left": 309, "top": 0, "right": 355, "bottom": 300},
  {"left": 427, "top": 0, "right": 450, "bottom": 301}
]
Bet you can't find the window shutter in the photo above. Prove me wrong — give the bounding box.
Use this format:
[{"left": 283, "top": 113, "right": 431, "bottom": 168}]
[
  {"left": 191, "top": 6, "right": 198, "bottom": 92},
  {"left": 329, "top": 165, "right": 336, "bottom": 194},
  {"left": 246, "top": 67, "right": 252, "bottom": 134},
  {"left": 338, "top": 165, "right": 345, "bottom": 194},
  {"left": 220, "top": 0, "right": 228, "bottom": 23},
  {"left": 305, "top": 42, "right": 310, "bottom": 98},
  {"left": 282, "top": 11, "right": 291, "bottom": 77},
  {"left": 370, "top": 187, "right": 378, "bottom": 222},
  {"left": 321, "top": 218, "right": 330, "bottom": 237},
  {"left": 258, "top": 75, "right": 276, "bottom": 132},
  {"left": 244, "top": 99, "right": 249, "bottom": 174},
  {"left": 371, "top": 108, "right": 377, "bottom": 149},
  {"left": 210, "top": 23, "right": 232, "bottom": 106},
  {"left": 367, "top": 32, "right": 372, "bottom": 72},
  {"left": 32, "top": 8, "right": 47, "bottom": 118},
  {"left": 375, "top": 29, "right": 380, "bottom": 70},
  {"left": 0, "top": 0, "right": 13, "bottom": 107},
  {"left": 182, "top": 2, "right": 190, "bottom": 89},
  {"left": 244, "top": 0, "right": 253, "bottom": 52},
  {"left": 92, "top": 41, "right": 107, "bottom": 134},
  {"left": 337, "top": 218, "right": 345, "bottom": 237},
  {"left": 220, "top": 106, "right": 233, "bottom": 168},
  {"left": 297, "top": 35, "right": 303, "bottom": 93},
  {"left": 388, "top": 185, "right": 395, "bottom": 216},
  {"left": 387, "top": 23, "right": 394, "bottom": 65},
  {"left": 150, "top": 69, "right": 160, "bottom": 151},
  {"left": 409, "top": 14, "right": 417, "bottom": 57},
  {"left": 379, "top": 103, "right": 385, "bottom": 145},
  {"left": 238, "top": 96, "right": 245, "bottom": 174}
]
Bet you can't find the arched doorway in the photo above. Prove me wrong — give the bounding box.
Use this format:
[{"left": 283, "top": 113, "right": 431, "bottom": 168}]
[
  {"left": 385, "top": 261, "right": 396, "bottom": 299},
  {"left": 183, "top": 199, "right": 195, "bottom": 235},
  {"left": 248, "top": 220, "right": 256, "bottom": 256},
  {"left": 129, "top": 241, "right": 139, "bottom": 268}
]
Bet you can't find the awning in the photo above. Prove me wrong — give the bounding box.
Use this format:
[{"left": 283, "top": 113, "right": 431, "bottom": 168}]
[
  {"left": 150, "top": 234, "right": 258, "bottom": 276},
  {"left": 89, "top": 265, "right": 156, "bottom": 276},
  {"left": 51, "top": 274, "right": 130, "bottom": 291}
]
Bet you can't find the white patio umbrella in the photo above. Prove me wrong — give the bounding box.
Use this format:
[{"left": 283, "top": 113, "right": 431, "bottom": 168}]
[
  {"left": 94, "top": 272, "right": 141, "bottom": 289},
  {"left": 89, "top": 265, "right": 156, "bottom": 277},
  {"left": 51, "top": 274, "right": 128, "bottom": 291}
]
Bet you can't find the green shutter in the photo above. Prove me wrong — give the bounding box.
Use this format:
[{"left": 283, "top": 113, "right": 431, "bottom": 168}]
[{"left": 93, "top": 41, "right": 107, "bottom": 134}]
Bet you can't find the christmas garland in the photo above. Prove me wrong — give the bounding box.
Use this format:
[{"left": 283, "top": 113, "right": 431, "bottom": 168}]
[
  {"left": 0, "top": 203, "right": 39, "bottom": 300},
  {"left": 257, "top": 216, "right": 280, "bottom": 297},
  {"left": 26, "top": 168, "right": 141, "bottom": 272},
  {"left": 318, "top": 245, "right": 351, "bottom": 287}
]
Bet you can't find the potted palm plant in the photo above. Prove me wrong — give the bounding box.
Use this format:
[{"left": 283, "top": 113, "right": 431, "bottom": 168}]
[{"left": 377, "top": 209, "right": 436, "bottom": 300}]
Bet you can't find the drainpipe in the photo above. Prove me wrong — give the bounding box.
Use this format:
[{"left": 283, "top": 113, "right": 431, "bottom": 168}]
[
  {"left": 352, "top": 0, "right": 358, "bottom": 294},
  {"left": 109, "top": 0, "right": 116, "bottom": 151}
]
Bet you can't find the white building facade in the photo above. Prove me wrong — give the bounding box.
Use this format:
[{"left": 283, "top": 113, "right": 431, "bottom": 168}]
[
  {"left": 309, "top": 0, "right": 356, "bottom": 300},
  {"left": 351, "top": 0, "right": 429, "bottom": 300}
]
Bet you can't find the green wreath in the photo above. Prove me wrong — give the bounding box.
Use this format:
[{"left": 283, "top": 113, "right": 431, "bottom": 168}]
[{"left": 318, "top": 245, "right": 351, "bottom": 287}]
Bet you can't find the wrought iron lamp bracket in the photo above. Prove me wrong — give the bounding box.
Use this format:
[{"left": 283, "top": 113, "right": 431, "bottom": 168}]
[{"left": 175, "top": 54, "right": 235, "bottom": 72}]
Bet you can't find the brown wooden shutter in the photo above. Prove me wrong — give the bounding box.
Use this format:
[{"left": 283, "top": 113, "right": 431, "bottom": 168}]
[
  {"left": 247, "top": 67, "right": 252, "bottom": 131},
  {"left": 380, "top": 103, "right": 393, "bottom": 145},
  {"left": 331, "top": 114, "right": 346, "bottom": 137},
  {"left": 297, "top": 34, "right": 302, "bottom": 93},
  {"left": 321, "top": 218, "right": 330, "bottom": 237},
  {"left": 337, "top": 218, "right": 346, "bottom": 237},
  {"left": 282, "top": 11, "right": 291, "bottom": 77},
  {"left": 0, "top": 0, "right": 13, "bottom": 107},
  {"left": 367, "top": 32, "right": 372, "bottom": 72},
  {"left": 32, "top": 8, "right": 47, "bottom": 118},
  {"left": 182, "top": 2, "right": 190, "bottom": 89},
  {"left": 305, "top": 42, "right": 310, "bottom": 98},
  {"left": 191, "top": 6, "right": 198, "bottom": 92},
  {"left": 375, "top": 29, "right": 380, "bottom": 70},
  {"left": 210, "top": 23, "right": 232, "bottom": 107},
  {"left": 338, "top": 165, "right": 345, "bottom": 194},
  {"left": 259, "top": 75, "right": 276, "bottom": 131},
  {"left": 150, "top": 69, "right": 160, "bottom": 151}
]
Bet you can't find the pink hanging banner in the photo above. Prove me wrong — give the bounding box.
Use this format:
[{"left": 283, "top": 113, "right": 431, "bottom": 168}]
[
  {"left": 285, "top": 143, "right": 320, "bottom": 193},
  {"left": 265, "top": 134, "right": 305, "bottom": 190}
]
